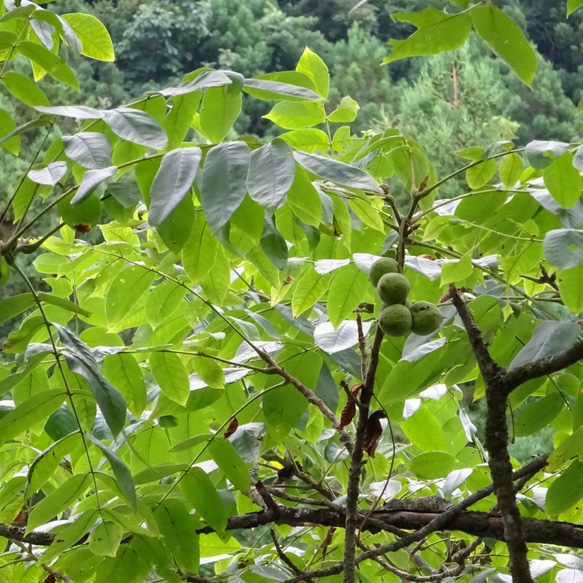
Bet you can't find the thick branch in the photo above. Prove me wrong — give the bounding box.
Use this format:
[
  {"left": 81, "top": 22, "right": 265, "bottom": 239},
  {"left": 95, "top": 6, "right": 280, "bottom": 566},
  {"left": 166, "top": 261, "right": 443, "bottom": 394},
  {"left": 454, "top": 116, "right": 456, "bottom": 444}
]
[
  {"left": 449, "top": 284, "right": 504, "bottom": 381},
  {"left": 0, "top": 523, "right": 54, "bottom": 545},
  {"left": 450, "top": 285, "right": 531, "bottom": 583},
  {"left": 343, "top": 326, "right": 384, "bottom": 582},
  {"left": 7, "top": 507, "right": 583, "bottom": 552},
  {"left": 504, "top": 340, "right": 583, "bottom": 393},
  {"left": 282, "top": 456, "right": 547, "bottom": 583}
]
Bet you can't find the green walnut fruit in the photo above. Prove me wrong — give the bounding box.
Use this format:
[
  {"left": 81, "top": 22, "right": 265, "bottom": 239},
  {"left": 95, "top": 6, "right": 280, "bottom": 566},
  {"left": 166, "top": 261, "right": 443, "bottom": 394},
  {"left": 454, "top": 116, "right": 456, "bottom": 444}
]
[
  {"left": 377, "top": 273, "right": 410, "bottom": 305},
  {"left": 410, "top": 301, "right": 443, "bottom": 335},
  {"left": 379, "top": 304, "right": 412, "bottom": 337},
  {"left": 57, "top": 193, "right": 102, "bottom": 232},
  {"left": 381, "top": 299, "right": 412, "bottom": 312},
  {"left": 369, "top": 257, "right": 399, "bottom": 286}
]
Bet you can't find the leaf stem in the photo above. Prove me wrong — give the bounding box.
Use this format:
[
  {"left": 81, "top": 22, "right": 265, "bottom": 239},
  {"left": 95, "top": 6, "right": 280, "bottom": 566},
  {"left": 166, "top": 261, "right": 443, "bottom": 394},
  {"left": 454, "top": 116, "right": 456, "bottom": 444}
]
[
  {"left": 11, "top": 260, "right": 103, "bottom": 511},
  {"left": 415, "top": 148, "right": 525, "bottom": 202}
]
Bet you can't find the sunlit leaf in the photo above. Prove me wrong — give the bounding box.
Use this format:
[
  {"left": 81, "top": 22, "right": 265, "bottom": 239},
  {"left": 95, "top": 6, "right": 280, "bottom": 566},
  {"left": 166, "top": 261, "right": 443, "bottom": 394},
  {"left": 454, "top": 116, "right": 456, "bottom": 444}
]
[
  {"left": 62, "top": 13, "right": 114, "bottom": 61},
  {"left": 471, "top": 5, "right": 537, "bottom": 86},
  {"left": 382, "top": 9, "right": 471, "bottom": 65}
]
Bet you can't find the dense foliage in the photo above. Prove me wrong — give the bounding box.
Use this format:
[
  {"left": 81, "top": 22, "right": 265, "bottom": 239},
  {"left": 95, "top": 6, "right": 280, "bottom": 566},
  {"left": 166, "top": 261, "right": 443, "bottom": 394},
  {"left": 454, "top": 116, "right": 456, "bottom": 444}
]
[{"left": 3, "top": 2, "right": 583, "bottom": 583}]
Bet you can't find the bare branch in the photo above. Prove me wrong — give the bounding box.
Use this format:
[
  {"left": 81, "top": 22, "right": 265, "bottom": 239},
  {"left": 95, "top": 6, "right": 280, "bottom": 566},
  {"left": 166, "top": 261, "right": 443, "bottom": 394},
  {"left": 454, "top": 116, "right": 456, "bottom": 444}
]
[
  {"left": 356, "top": 310, "right": 368, "bottom": 380},
  {"left": 448, "top": 284, "right": 504, "bottom": 382},
  {"left": 449, "top": 284, "right": 532, "bottom": 583},
  {"left": 256, "top": 481, "right": 280, "bottom": 516},
  {"left": 504, "top": 340, "right": 583, "bottom": 393},
  {"left": 343, "top": 326, "right": 384, "bottom": 583},
  {"left": 357, "top": 539, "right": 465, "bottom": 582},
  {"left": 179, "top": 571, "right": 215, "bottom": 583},
  {"left": 0, "top": 524, "right": 54, "bottom": 546}
]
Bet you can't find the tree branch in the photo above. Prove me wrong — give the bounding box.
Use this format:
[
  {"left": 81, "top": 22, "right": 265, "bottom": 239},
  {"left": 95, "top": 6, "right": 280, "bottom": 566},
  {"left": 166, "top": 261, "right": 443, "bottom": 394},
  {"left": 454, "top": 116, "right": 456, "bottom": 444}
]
[
  {"left": 271, "top": 529, "right": 316, "bottom": 583},
  {"left": 262, "top": 351, "right": 354, "bottom": 454},
  {"left": 343, "top": 325, "right": 384, "bottom": 583},
  {"left": 41, "top": 564, "right": 74, "bottom": 583},
  {"left": 7, "top": 506, "right": 583, "bottom": 553},
  {"left": 504, "top": 340, "right": 583, "bottom": 393},
  {"left": 0, "top": 457, "right": 548, "bottom": 582},
  {"left": 449, "top": 284, "right": 532, "bottom": 583},
  {"left": 449, "top": 284, "right": 504, "bottom": 382}
]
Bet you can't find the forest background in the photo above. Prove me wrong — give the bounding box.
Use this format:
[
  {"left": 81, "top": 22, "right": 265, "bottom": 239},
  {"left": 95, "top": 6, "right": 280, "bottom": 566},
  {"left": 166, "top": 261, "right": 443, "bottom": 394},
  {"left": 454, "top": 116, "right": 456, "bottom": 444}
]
[{"left": 1, "top": 0, "right": 582, "bottom": 205}]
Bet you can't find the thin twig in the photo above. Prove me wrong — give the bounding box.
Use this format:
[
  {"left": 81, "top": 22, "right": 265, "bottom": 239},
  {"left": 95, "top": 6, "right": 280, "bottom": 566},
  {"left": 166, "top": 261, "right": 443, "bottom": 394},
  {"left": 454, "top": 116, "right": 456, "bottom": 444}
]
[
  {"left": 41, "top": 564, "right": 74, "bottom": 583},
  {"left": 356, "top": 310, "right": 368, "bottom": 380},
  {"left": 271, "top": 530, "right": 316, "bottom": 583}
]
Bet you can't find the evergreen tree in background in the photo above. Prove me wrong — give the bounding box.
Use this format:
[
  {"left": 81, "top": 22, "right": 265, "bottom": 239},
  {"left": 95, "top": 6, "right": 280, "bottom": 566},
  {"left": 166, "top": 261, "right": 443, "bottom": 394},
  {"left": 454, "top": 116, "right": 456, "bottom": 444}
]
[{"left": 1, "top": 0, "right": 581, "bottom": 203}]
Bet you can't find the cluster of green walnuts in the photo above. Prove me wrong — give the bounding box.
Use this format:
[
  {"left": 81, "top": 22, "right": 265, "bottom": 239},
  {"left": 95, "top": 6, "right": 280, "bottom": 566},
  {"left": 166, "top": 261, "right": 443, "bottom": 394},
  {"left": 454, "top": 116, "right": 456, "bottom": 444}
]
[{"left": 370, "top": 258, "right": 442, "bottom": 337}]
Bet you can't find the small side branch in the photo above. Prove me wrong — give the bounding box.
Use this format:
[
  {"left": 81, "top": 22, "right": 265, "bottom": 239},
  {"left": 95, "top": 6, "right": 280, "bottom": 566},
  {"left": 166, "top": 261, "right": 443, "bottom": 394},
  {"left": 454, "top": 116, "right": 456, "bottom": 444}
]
[
  {"left": 41, "top": 564, "right": 74, "bottom": 583},
  {"left": 262, "top": 352, "right": 354, "bottom": 454},
  {"left": 504, "top": 340, "right": 583, "bottom": 393},
  {"left": 271, "top": 530, "right": 316, "bottom": 583}
]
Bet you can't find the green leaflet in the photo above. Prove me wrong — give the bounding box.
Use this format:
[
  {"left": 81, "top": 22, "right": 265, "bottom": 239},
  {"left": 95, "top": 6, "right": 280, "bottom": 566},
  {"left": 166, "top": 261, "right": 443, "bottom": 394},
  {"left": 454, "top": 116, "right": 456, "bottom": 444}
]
[
  {"left": 181, "top": 467, "right": 228, "bottom": 532},
  {"left": 546, "top": 460, "right": 583, "bottom": 516},
  {"left": 471, "top": 5, "right": 537, "bottom": 86},
  {"left": 264, "top": 101, "right": 326, "bottom": 130},
  {"left": 89, "top": 521, "right": 124, "bottom": 557},
  {"left": 296, "top": 47, "right": 330, "bottom": 99},
  {"left": 327, "top": 264, "right": 369, "bottom": 327},
  {"left": 208, "top": 438, "right": 251, "bottom": 492},
  {"left": 567, "top": 0, "right": 583, "bottom": 16},
  {"left": 247, "top": 141, "right": 295, "bottom": 212},
  {"left": 62, "top": 13, "right": 115, "bottom": 61},
  {"left": 382, "top": 9, "right": 472, "bottom": 65},
  {"left": 150, "top": 351, "right": 190, "bottom": 406},
  {"left": 182, "top": 212, "right": 219, "bottom": 283},
  {"left": 102, "top": 353, "right": 147, "bottom": 416},
  {"left": 201, "top": 142, "right": 250, "bottom": 232},
  {"left": 198, "top": 76, "right": 243, "bottom": 142},
  {"left": 543, "top": 151, "right": 581, "bottom": 209},
  {"left": 86, "top": 433, "right": 137, "bottom": 508},
  {"left": 56, "top": 324, "right": 127, "bottom": 437},
  {"left": 26, "top": 432, "right": 81, "bottom": 497},
  {"left": 105, "top": 265, "right": 156, "bottom": 327},
  {"left": 0, "top": 389, "right": 66, "bottom": 446},
  {"left": 149, "top": 147, "right": 201, "bottom": 226},
  {"left": 28, "top": 473, "right": 91, "bottom": 530}
]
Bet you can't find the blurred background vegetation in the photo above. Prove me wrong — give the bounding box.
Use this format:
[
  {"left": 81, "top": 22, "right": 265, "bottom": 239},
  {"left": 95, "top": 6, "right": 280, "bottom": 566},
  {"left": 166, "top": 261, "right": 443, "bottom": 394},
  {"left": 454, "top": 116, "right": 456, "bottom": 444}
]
[
  {"left": 2, "top": 0, "right": 581, "bottom": 296},
  {"left": 2, "top": 0, "right": 582, "bottom": 207},
  {"left": 0, "top": 0, "right": 579, "bottom": 206}
]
